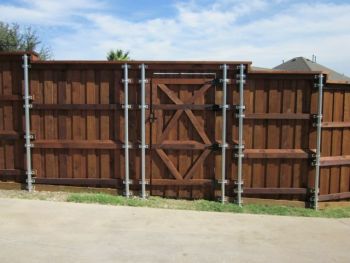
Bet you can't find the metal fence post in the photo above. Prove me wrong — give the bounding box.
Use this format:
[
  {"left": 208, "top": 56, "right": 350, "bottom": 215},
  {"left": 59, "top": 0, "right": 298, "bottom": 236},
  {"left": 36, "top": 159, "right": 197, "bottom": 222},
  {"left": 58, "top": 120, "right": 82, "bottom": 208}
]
[
  {"left": 23, "top": 54, "right": 34, "bottom": 192},
  {"left": 122, "top": 64, "right": 131, "bottom": 197},
  {"left": 139, "top": 64, "right": 147, "bottom": 199},
  {"left": 314, "top": 73, "right": 324, "bottom": 210},
  {"left": 220, "top": 64, "right": 228, "bottom": 203},
  {"left": 235, "top": 64, "right": 245, "bottom": 207}
]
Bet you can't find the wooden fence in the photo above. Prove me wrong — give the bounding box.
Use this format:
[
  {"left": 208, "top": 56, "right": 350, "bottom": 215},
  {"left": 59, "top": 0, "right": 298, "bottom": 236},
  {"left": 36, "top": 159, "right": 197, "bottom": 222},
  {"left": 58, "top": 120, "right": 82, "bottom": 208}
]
[{"left": 0, "top": 52, "right": 349, "bottom": 204}]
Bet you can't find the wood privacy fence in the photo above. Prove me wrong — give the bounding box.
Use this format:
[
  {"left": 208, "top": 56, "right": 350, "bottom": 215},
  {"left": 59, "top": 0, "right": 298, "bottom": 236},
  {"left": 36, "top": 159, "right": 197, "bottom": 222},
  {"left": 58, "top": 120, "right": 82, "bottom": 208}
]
[{"left": 0, "top": 52, "right": 349, "bottom": 206}]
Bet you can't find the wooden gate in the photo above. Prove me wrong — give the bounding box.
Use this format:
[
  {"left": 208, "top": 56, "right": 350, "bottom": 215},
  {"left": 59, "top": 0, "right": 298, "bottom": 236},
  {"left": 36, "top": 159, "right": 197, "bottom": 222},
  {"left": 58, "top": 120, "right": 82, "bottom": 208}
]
[{"left": 150, "top": 77, "right": 218, "bottom": 198}]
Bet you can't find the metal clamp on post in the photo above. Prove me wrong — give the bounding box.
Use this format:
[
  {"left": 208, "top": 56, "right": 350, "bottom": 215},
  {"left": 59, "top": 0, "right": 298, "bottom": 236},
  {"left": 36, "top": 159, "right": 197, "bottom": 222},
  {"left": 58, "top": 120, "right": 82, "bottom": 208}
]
[
  {"left": 139, "top": 180, "right": 150, "bottom": 199},
  {"left": 234, "top": 153, "right": 244, "bottom": 158},
  {"left": 123, "top": 178, "right": 133, "bottom": 197},
  {"left": 311, "top": 153, "right": 321, "bottom": 166},
  {"left": 234, "top": 194, "right": 244, "bottom": 205},
  {"left": 314, "top": 75, "right": 326, "bottom": 89},
  {"left": 219, "top": 78, "right": 230, "bottom": 84},
  {"left": 23, "top": 104, "right": 33, "bottom": 109},
  {"left": 25, "top": 170, "right": 36, "bottom": 176},
  {"left": 138, "top": 104, "right": 149, "bottom": 109},
  {"left": 25, "top": 170, "right": 36, "bottom": 190},
  {"left": 235, "top": 105, "right": 245, "bottom": 118},
  {"left": 122, "top": 144, "right": 132, "bottom": 149},
  {"left": 234, "top": 144, "right": 245, "bottom": 158},
  {"left": 307, "top": 188, "right": 319, "bottom": 208},
  {"left": 121, "top": 104, "right": 132, "bottom": 109},
  {"left": 26, "top": 178, "right": 35, "bottom": 183},
  {"left": 23, "top": 95, "right": 34, "bottom": 100},
  {"left": 138, "top": 79, "right": 149, "bottom": 84},
  {"left": 234, "top": 180, "right": 244, "bottom": 193},
  {"left": 123, "top": 179, "right": 133, "bottom": 185},
  {"left": 236, "top": 64, "right": 246, "bottom": 84},
  {"left": 122, "top": 79, "right": 132, "bottom": 83},
  {"left": 24, "top": 134, "right": 35, "bottom": 140},
  {"left": 25, "top": 177, "right": 35, "bottom": 185},
  {"left": 220, "top": 104, "right": 229, "bottom": 109},
  {"left": 312, "top": 114, "right": 322, "bottom": 127},
  {"left": 217, "top": 179, "right": 229, "bottom": 185},
  {"left": 139, "top": 180, "right": 150, "bottom": 185},
  {"left": 219, "top": 143, "right": 228, "bottom": 149},
  {"left": 234, "top": 144, "right": 245, "bottom": 150}
]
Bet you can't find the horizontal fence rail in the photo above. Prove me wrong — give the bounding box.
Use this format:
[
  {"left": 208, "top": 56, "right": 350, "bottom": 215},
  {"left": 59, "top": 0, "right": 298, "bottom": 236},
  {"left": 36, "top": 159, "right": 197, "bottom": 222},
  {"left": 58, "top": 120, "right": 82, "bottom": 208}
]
[{"left": 0, "top": 52, "right": 349, "bottom": 207}]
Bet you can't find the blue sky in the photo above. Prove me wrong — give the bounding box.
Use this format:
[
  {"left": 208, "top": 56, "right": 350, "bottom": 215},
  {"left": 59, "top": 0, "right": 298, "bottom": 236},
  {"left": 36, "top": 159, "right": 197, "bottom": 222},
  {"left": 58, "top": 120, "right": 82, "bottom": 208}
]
[{"left": 1, "top": 0, "right": 350, "bottom": 75}]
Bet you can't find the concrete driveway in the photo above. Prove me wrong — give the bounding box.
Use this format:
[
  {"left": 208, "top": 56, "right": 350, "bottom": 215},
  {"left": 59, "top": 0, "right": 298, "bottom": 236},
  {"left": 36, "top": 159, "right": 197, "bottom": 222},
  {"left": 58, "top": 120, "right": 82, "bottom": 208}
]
[{"left": 0, "top": 198, "right": 349, "bottom": 263}]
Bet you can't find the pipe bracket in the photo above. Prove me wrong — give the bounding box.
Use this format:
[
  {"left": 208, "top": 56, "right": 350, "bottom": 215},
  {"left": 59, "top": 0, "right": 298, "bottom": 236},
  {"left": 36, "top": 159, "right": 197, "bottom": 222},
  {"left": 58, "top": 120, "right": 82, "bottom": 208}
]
[
  {"left": 235, "top": 153, "right": 244, "bottom": 158},
  {"left": 217, "top": 179, "right": 229, "bottom": 184},
  {"left": 139, "top": 144, "right": 149, "bottom": 149},
  {"left": 121, "top": 104, "right": 132, "bottom": 109},
  {"left": 24, "top": 134, "right": 35, "bottom": 140},
  {"left": 23, "top": 95, "right": 34, "bottom": 100},
  {"left": 219, "top": 143, "right": 228, "bottom": 148},
  {"left": 236, "top": 65, "right": 246, "bottom": 70},
  {"left": 138, "top": 104, "right": 149, "bottom": 109},
  {"left": 139, "top": 180, "right": 149, "bottom": 185},
  {"left": 123, "top": 179, "right": 133, "bottom": 185},
  {"left": 220, "top": 78, "right": 230, "bottom": 83},
  {"left": 25, "top": 170, "right": 37, "bottom": 175},
  {"left": 138, "top": 79, "right": 149, "bottom": 83},
  {"left": 122, "top": 78, "right": 132, "bottom": 83},
  {"left": 236, "top": 79, "right": 246, "bottom": 84}
]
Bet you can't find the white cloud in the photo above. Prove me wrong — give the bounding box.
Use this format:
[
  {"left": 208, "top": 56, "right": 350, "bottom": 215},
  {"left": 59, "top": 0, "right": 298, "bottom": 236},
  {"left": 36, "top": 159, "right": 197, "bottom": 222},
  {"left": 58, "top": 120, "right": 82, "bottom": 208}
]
[
  {"left": 1, "top": 0, "right": 350, "bottom": 75},
  {"left": 0, "top": 0, "right": 105, "bottom": 26}
]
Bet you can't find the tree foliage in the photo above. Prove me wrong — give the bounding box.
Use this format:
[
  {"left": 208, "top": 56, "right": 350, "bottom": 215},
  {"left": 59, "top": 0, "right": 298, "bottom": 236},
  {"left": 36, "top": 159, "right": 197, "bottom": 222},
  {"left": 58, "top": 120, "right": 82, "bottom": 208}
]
[
  {"left": 0, "top": 22, "right": 52, "bottom": 60},
  {"left": 107, "top": 49, "right": 130, "bottom": 61}
]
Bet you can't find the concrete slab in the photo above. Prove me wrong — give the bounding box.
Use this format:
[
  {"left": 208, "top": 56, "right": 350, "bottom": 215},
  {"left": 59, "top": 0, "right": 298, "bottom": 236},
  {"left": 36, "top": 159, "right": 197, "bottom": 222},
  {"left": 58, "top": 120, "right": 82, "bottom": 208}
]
[{"left": 0, "top": 198, "right": 349, "bottom": 263}]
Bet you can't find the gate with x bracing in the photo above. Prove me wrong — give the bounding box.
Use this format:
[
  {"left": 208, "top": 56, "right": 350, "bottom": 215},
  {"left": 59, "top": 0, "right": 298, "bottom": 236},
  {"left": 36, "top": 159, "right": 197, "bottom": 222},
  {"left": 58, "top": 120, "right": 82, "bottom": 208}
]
[{"left": 148, "top": 65, "right": 246, "bottom": 201}]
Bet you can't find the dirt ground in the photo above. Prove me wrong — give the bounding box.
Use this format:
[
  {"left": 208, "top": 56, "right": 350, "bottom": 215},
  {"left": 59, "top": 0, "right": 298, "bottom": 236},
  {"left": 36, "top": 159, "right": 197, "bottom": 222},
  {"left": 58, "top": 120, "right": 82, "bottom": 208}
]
[
  {"left": 0, "top": 189, "right": 69, "bottom": 201},
  {"left": 1, "top": 197, "right": 350, "bottom": 263}
]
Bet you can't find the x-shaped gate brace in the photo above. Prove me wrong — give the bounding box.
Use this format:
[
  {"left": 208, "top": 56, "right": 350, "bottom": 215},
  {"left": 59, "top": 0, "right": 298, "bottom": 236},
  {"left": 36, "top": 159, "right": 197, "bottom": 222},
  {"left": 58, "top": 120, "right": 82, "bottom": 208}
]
[{"left": 152, "top": 80, "right": 214, "bottom": 181}]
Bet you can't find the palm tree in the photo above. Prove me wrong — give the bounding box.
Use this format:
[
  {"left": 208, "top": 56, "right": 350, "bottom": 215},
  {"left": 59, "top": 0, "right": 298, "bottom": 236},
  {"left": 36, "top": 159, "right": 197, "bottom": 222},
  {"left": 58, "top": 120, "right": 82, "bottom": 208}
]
[{"left": 106, "top": 49, "right": 130, "bottom": 61}]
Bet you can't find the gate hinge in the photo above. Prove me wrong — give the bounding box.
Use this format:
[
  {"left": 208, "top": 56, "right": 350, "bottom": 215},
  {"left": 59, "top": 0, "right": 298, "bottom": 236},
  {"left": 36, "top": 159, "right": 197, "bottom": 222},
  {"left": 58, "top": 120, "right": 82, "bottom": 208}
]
[{"left": 149, "top": 112, "right": 157, "bottom": 123}]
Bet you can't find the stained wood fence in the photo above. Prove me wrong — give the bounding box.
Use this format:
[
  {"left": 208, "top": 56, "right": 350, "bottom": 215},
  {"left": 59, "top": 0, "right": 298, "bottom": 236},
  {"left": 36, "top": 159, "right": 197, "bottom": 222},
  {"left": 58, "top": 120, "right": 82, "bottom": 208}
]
[{"left": 0, "top": 52, "right": 349, "bottom": 205}]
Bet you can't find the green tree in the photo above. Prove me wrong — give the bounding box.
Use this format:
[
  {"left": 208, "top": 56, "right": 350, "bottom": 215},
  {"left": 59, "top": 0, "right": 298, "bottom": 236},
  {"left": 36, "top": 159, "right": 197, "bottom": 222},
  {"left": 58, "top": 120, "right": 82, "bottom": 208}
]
[
  {"left": 0, "top": 22, "right": 52, "bottom": 60},
  {"left": 107, "top": 49, "right": 130, "bottom": 61}
]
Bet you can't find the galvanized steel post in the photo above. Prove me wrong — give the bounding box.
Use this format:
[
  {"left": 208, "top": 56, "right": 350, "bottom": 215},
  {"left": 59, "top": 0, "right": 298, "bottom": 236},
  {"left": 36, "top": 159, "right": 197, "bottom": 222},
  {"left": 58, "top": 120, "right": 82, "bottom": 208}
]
[
  {"left": 139, "top": 64, "right": 147, "bottom": 199},
  {"left": 122, "top": 64, "right": 131, "bottom": 197},
  {"left": 23, "top": 54, "right": 34, "bottom": 192},
  {"left": 220, "top": 64, "right": 228, "bottom": 203},
  {"left": 236, "top": 64, "right": 245, "bottom": 207},
  {"left": 314, "top": 73, "right": 324, "bottom": 210}
]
